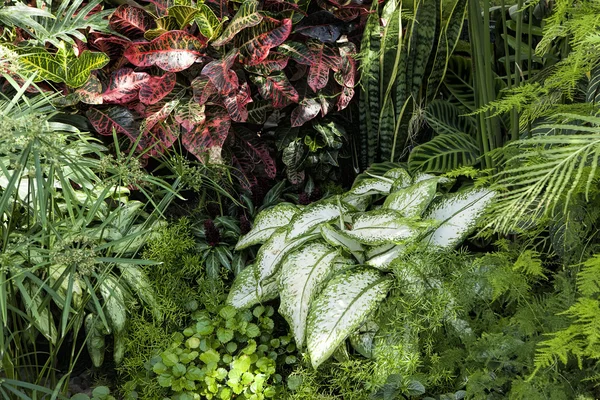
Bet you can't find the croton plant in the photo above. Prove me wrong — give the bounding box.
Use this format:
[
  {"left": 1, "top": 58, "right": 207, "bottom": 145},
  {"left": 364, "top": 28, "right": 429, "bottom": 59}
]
[
  {"left": 7, "top": 0, "right": 364, "bottom": 185},
  {"left": 226, "top": 164, "right": 496, "bottom": 368}
]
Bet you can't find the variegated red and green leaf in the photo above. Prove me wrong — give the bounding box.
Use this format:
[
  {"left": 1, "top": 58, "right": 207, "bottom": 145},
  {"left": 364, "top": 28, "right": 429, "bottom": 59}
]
[
  {"left": 212, "top": 0, "right": 263, "bottom": 47},
  {"left": 175, "top": 100, "right": 207, "bottom": 133},
  {"left": 102, "top": 68, "right": 150, "bottom": 104},
  {"left": 239, "top": 18, "right": 292, "bottom": 65},
  {"left": 141, "top": 99, "right": 180, "bottom": 133},
  {"left": 145, "top": 122, "right": 179, "bottom": 157},
  {"left": 139, "top": 73, "right": 176, "bottom": 105},
  {"left": 334, "top": 43, "right": 357, "bottom": 88},
  {"left": 191, "top": 75, "right": 219, "bottom": 105},
  {"left": 291, "top": 98, "right": 320, "bottom": 127},
  {"left": 144, "top": 16, "right": 178, "bottom": 40},
  {"left": 223, "top": 81, "right": 252, "bottom": 122},
  {"left": 252, "top": 71, "right": 299, "bottom": 108},
  {"left": 306, "top": 41, "right": 341, "bottom": 92},
  {"left": 125, "top": 31, "right": 205, "bottom": 72},
  {"left": 87, "top": 107, "right": 140, "bottom": 145},
  {"left": 336, "top": 85, "right": 354, "bottom": 111},
  {"left": 182, "top": 106, "right": 231, "bottom": 162},
  {"left": 243, "top": 52, "right": 289, "bottom": 75},
  {"left": 201, "top": 49, "right": 239, "bottom": 95},
  {"left": 76, "top": 75, "right": 103, "bottom": 104},
  {"left": 278, "top": 41, "right": 315, "bottom": 65},
  {"left": 109, "top": 5, "right": 155, "bottom": 37}
]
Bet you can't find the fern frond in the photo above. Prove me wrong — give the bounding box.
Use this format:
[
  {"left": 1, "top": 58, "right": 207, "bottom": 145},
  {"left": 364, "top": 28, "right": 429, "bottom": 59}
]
[
  {"left": 486, "top": 115, "right": 600, "bottom": 234},
  {"left": 578, "top": 255, "right": 600, "bottom": 297}
]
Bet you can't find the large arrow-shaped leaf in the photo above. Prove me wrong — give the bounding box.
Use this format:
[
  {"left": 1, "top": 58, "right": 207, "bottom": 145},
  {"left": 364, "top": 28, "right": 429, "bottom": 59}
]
[
  {"left": 279, "top": 242, "right": 339, "bottom": 348},
  {"left": 306, "top": 267, "right": 392, "bottom": 368},
  {"left": 124, "top": 30, "right": 205, "bottom": 72},
  {"left": 236, "top": 203, "right": 300, "bottom": 250}
]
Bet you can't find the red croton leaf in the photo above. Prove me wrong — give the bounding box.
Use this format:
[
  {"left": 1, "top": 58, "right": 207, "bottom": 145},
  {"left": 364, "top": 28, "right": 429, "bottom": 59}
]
[
  {"left": 139, "top": 73, "right": 176, "bottom": 105},
  {"left": 243, "top": 52, "right": 289, "bottom": 75},
  {"left": 102, "top": 68, "right": 150, "bottom": 104},
  {"left": 201, "top": 49, "right": 239, "bottom": 95},
  {"left": 183, "top": 106, "right": 232, "bottom": 162},
  {"left": 142, "top": 99, "right": 180, "bottom": 133},
  {"left": 290, "top": 98, "right": 321, "bottom": 127},
  {"left": 191, "top": 75, "right": 219, "bottom": 105},
  {"left": 264, "top": 0, "right": 307, "bottom": 15},
  {"left": 336, "top": 85, "right": 354, "bottom": 111},
  {"left": 124, "top": 31, "right": 205, "bottom": 72},
  {"left": 175, "top": 99, "right": 207, "bottom": 133},
  {"left": 307, "top": 41, "right": 341, "bottom": 92},
  {"left": 145, "top": 122, "right": 179, "bottom": 157},
  {"left": 239, "top": 18, "right": 292, "bottom": 65},
  {"left": 253, "top": 71, "right": 299, "bottom": 108},
  {"left": 278, "top": 42, "right": 315, "bottom": 66},
  {"left": 109, "top": 5, "right": 155, "bottom": 37},
  {"left": 87, "top": 107, "right": 141, "bottom": 146},
  {"left": 223, "top": 81, "right": 252, "bottom": 122}
]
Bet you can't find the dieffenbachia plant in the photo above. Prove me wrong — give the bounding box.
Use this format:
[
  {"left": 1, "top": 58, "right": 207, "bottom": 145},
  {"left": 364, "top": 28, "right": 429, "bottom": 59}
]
[{"left": 226, "top": 164, "right": 495, "bottom": 368}]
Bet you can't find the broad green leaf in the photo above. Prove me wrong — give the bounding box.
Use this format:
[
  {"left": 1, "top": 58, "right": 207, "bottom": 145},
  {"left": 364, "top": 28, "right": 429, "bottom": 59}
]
[
  {"left": 344, "top": 209, "right": 423, "bottom": 245},
  {"left": 212, "top": 0, "right": 263, "bottom": 46},
  {"left": 20, "top": 45, "right": 109, "bottom": 88},
  {"left": 383, "top": 178, "right": 439, "bottom": 217},
  {"left": 168, "top": 5, "right": 200, "bottom": 29},
  {"left": 366, "top": 245, "right": 405, "bottom": 271},
  {"left": 287, "top": 197, "right": 354, "bottom": 239},
  {"left": 421, "top": 187, "right": 495, "bottom": 248},
  {"left": 235, "top": 203, "right": 299, "bottom": 250},
  {"left": 226, "top": 265, "right": 279, "bottom": 309},
  {"left": 279, "top": 242, "right": 339, "bottom": 348},
  {"left": 255, "top": 228, "right": 320, "bottom": 282},
  {"left": 424, "top": 100, "right": 476, "bottom": 136},
  {"left": 306, "top": 267, "right": 392, "bottom": 368}
]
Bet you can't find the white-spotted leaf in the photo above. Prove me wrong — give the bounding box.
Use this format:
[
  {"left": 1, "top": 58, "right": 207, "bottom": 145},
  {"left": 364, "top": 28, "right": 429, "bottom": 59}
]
[
  {"left": 384, "top": 178, "right": 439, "bottom": 217},
  {"left": 287, "top": 198, "right": 354, "bottom": 239},
  {"left": 366, "top": 245, "right": 405, "bottom": 271},
  {"left": 422, "top": 187, "right": 495, "bottom": 248},
  {"left": 279, "top": 242, "right": 339, "bottom": 348},
  {"left": 235, "top": 203, "right": 299, "bottom": 250},
  {"left": 306, "top": 267, "right": 392, "bottom": 368},
  {"left": 344, "top": 209, "right": 422, "bottom": 245},
  {"left": 226, "top": 264, "right": 279, "bottom": 309}
]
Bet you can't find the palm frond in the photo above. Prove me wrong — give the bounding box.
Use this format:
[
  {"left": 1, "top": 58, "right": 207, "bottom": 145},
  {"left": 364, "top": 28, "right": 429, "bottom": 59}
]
[{"left": 486, "top": 114, "right": 600, "bottom": 234}]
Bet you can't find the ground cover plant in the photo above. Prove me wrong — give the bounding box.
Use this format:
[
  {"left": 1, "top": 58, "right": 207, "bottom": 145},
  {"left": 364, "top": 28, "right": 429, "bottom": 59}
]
[{"left": 2, "top": 0, "right": 600, "bottom": 398}]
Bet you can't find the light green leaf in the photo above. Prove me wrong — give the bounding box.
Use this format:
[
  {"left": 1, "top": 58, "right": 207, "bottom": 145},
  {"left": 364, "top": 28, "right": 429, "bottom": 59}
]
[
  {"left": 98, "top": 276, "right": 127, "bottom": 333},
  {"left": 168, "top": 5, "right": 200, "bottom": 28},
  {"left": 421, "top": 187, "right": 495, "bottom": 248},
  {"left": 344, "top": 209, "right": 423, "bottom": 245},
  {"left": 306, "top": 267, "right": 392, "bottom": 368},
  {"left": 287, "top": 198, "right": 354, "bottom": 239},
  {"left": 348, "top": 177, "right": 393, "bottom": 196},
  {"left": 279, "top": 242, "right": 339, "bottom": 348},
  {"left": 226, "top": 264, "right": 279, "bottom": 309},
  {"left": 255, "top": 227, "right": 320, "bottom": 281},
  {"left": 383, "top": 178, "right": 439, "bottom": 217},
  {"left": 235, "top": 203, "right": 299, "bottom": 250}
]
